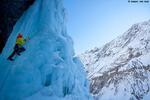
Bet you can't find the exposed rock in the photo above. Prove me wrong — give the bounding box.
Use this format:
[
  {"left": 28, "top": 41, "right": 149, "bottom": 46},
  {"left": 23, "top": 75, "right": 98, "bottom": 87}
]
[{"left": 0, "top": 0, "right": 35, "bottom": 53}]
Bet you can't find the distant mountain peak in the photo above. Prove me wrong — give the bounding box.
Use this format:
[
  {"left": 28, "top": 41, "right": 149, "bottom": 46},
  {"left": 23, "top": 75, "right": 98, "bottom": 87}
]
[{"left": 79, "top": 20, "right": 150, "bottom": 100}]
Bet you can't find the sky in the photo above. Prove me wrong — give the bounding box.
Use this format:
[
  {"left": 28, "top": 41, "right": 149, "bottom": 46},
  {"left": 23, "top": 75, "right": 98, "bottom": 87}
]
[{"left": 64, "top": 0, "right": 150, "bottom": 54}]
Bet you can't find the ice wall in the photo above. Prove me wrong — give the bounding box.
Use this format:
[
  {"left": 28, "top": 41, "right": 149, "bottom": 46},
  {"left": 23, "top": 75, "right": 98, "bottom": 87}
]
[{"left": 0, "top": 0, "right": 91, "bottom": 100}]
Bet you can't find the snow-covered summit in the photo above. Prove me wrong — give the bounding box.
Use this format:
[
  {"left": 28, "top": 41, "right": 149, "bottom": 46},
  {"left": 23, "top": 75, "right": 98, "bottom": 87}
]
[
  {"left": 0, "top": 0, "right": 92, "bottom": 100},
  {"left": 80, "top": 20, "right": 150, "bottom": 100}
]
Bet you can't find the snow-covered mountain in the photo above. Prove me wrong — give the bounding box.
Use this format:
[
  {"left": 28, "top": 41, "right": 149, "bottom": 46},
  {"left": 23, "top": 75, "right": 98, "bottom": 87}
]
[
  {"left": 0, "top": 0, "right": 92, "bottom": 100},
  {"left": 80, "top": 20, "right": 150, "bottom": 100}
]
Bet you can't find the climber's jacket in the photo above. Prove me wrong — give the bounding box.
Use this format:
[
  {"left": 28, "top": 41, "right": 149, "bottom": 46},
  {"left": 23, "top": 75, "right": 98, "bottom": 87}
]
[{"left": 16, "top": 35, "right": 26, "bottom": 47}]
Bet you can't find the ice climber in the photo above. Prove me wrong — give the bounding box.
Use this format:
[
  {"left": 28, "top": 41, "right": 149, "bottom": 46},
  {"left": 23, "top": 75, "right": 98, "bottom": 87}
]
[{"left": 8, "top": 33, "right": 29, "bottom": 61}]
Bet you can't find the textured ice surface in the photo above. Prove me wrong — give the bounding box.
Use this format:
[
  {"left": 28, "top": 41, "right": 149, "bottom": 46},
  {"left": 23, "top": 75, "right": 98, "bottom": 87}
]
[{"left": 0, "top": 0, "right": 92, "bottom": 100}]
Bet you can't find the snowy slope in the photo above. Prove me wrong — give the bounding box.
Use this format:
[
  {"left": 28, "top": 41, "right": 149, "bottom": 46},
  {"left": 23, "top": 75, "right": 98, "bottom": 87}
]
[
  {"left": 80, "top": 20, "right": 150, "bottom": 100},
  {"left": 0, "top": 0, "right": 92, "bottom": 100}
]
